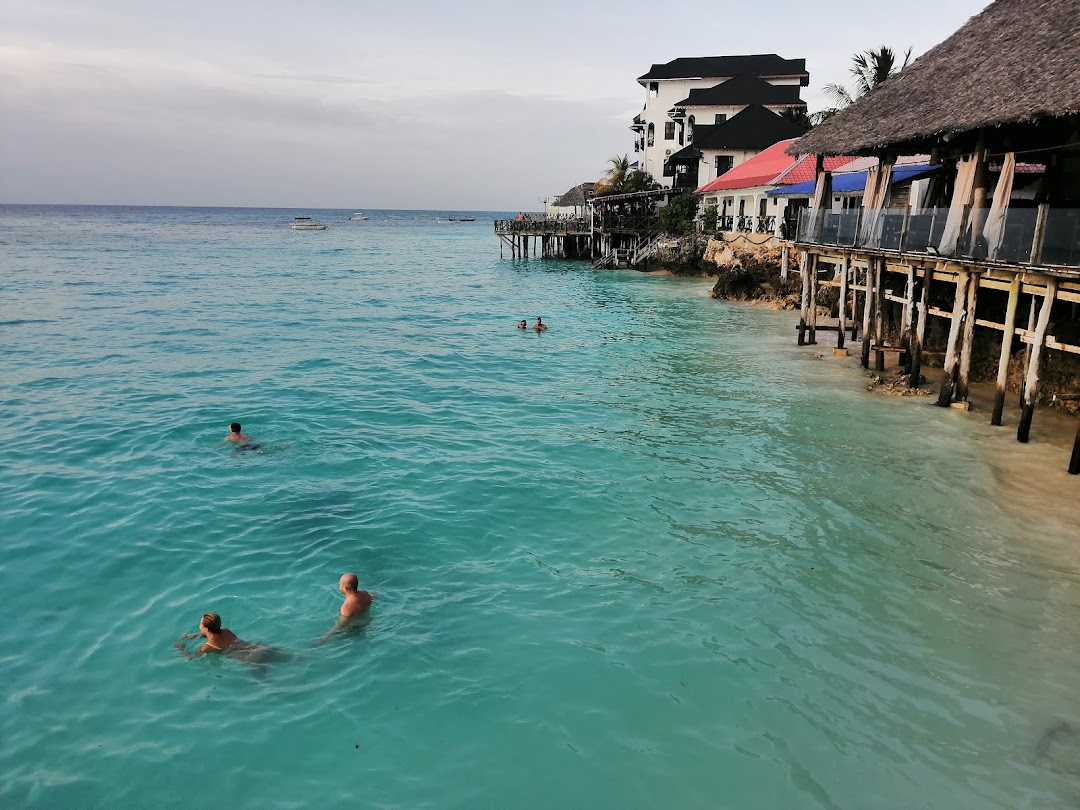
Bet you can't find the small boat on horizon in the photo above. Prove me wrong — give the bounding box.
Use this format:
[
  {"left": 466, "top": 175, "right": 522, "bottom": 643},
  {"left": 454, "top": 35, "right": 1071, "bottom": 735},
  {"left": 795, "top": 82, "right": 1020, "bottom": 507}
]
[
  {"left": 349, "top": 213, "right": 369, "bottom": 220},
  {"left": 291, "top": 216, "right": 327, "bottom": 231},
  {"left": 436, "top": 216, "right": 477, "bottom": 223}
]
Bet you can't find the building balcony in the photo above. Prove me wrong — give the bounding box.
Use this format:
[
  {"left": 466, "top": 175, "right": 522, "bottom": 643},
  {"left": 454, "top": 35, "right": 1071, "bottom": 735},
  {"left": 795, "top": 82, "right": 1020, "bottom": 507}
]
[{"left": 794, "top": 206, "right": 1080, "bottom": 271}]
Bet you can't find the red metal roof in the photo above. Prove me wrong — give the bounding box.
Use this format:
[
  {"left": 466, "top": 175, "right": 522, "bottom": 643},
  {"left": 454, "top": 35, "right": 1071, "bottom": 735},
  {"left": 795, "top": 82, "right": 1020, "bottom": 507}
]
[
  {"left": 694, "top": 140, "right": 798, "bottom": 193},
  {"left": 695, "top": 140, "right": 858, "bottom": 194},
  {"left": 773, "top": 154, "right": 857, "bottom": 185}
]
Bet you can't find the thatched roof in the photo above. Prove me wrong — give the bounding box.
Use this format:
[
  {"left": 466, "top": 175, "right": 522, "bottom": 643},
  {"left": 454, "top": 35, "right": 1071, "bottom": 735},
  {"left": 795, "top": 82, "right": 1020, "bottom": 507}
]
[
  {"left": 552, "top": 183, "right": 596, "bottom": 208},
  {"left": 791, "top": 0, "right": 1080, "bottom": 156}
]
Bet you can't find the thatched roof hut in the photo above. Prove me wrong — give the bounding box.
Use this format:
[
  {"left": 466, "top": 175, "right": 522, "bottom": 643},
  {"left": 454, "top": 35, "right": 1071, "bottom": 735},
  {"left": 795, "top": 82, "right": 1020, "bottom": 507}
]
[
  {"left": 552, "top": 183, "right": 596, "bottom": 209},
  {"left": 792, "top": 0, "right": 1080, "bottom": 156}
]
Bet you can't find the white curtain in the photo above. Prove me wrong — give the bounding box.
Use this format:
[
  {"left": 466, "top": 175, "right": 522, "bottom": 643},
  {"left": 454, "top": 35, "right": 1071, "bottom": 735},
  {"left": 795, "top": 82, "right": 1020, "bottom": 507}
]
[
  {"left": 984, "top": 152, "right": 1015, "bottom": 260},
  {"left": 858, "top": 161, "right": 893, "bottom": 245},
  {"left": 938, "top": 155, "right": 978, "bottom": 254}
]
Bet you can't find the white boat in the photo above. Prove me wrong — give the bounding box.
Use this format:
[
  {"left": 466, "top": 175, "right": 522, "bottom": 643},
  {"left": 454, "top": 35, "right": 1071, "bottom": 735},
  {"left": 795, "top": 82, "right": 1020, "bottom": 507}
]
[
  {"left": 291, "top": 216, "right": 327, "bottom": 230},
  {"left": 435, "top": 216, "right": 477, "bottom": 223},
  {"left": 349, "top": 213, "right": 368, "bottom": 220}
]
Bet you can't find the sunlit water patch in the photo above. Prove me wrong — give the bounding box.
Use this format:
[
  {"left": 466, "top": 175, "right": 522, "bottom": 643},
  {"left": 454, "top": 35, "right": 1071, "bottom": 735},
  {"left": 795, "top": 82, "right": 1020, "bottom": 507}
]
[{"left": 1, "top": 205, "right": 1079, "bottom": 809}]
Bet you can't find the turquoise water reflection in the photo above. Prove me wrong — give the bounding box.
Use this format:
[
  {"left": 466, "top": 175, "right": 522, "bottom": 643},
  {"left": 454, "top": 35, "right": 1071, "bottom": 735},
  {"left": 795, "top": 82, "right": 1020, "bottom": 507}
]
[{"left": 1, "top": 206, "right": 1078, "bottom": 808}]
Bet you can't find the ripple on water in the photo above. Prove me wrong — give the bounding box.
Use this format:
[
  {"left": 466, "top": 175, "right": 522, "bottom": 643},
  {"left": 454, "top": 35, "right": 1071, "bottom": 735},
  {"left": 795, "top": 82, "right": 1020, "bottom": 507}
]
[{"left": 0, "top": 206, "right": 1079, "bottom": 809}]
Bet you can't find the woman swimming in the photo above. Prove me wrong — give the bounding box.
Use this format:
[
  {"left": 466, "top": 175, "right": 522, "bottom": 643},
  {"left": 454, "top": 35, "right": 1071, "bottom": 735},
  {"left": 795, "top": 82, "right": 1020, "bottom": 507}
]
[{"left": 174, "top": 612, "right": 286, "bottom": 664}]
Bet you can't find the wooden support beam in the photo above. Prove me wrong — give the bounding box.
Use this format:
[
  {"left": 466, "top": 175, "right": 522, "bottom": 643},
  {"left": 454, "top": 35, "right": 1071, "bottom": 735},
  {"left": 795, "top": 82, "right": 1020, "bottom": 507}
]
[
  {"left": 937, "top": 270, "right": 970, "bottom": 407},
  {"left": 1017, "top": 278, "right": 1058, "bottom": 443},
  {"left": 1070, "top": 420, "right": 1080, "bottom": 475},
  {"left": 780, "top": 245, "right": 789, "bottom": 280},
  {"left": 860, "top": 259, "right": 875, "bottom": 368},
  {"left": 910, "top": 267, "right": 932, "bottom": 389},
  {"left": 798, "top": 251, "right": 809, "bottom": 346},
  {"left": 837, "top": 254, "right": 849, "bottom": 350},
  {"left": 1020, "top": 295, "right": 1037, "bottom": 407},
  {"left": 873, "top": 259, "right": 886, "bottom": 371},
  {"left": 956, "top": 273, "right": 979, "bottom": 402},
  {"left": 808, "top": 254, "right": 818, "bottom": 345},
  {"left": 990, "top": 276, "right": 1021, "bottom": 426}
]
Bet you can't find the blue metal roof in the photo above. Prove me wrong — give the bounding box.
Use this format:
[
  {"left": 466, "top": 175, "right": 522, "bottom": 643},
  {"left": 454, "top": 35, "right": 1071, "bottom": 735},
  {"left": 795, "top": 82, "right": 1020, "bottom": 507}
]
[{"left": 765, "top": 164, "right": 939, "bottom": 197}]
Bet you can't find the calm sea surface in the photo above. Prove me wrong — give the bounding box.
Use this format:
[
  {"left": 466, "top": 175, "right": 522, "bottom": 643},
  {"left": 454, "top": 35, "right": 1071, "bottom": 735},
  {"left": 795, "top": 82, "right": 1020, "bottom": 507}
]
[{"left": 1, "top": 205, "right": 1078, "bottom": 809}]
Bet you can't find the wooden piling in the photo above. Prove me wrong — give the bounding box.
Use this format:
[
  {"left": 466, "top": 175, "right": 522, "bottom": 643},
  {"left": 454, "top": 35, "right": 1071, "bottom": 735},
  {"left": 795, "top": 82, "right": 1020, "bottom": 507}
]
[
  {"left": 873, "top": 260, "right": 885, "bottom": 371},
  {"left": 1019, "top": 295, "right": 1036, "bottom": 406},
  {"left": 808, "top": 254, "right": 818, "bottom": 345},
  {"left": 910, "top": 267, "right": 932, "bottom": 389},
  {"left": 780, "top": 245, "right": 789, "bottom": 280},
  {"left": 1017, "top": 278, "right": 1057, "bottom": 443},
  {"left": 956, "top": 273, "right": 979, "bottom": 402},
  {"left": 990, "top": 276, "right": 1022, "bottom": 426},
  {"left": 860, "top": 259, "right": 875, "bottom": 368},
  {"left": 1070, "top": 420, "right": 1080, "bottom": 475},
  {"left": 937, "top": 270, "right": 970, "bottom": 407},
  {"left": 837, "top": 255, "right": 849, "bottom": 350},
  {"left": 797, "top": 251, "right": 809, "bottom": 346}
]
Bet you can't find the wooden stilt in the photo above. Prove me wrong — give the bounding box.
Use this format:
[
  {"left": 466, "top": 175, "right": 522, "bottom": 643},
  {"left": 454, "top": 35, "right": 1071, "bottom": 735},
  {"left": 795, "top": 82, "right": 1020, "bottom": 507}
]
[
  {"left": 860, "top": 260, "right": 875, "bottom": 368},
  {"left": 1069, "top": 420, "right": 1080, "bottom": 475},
  {"left": 955, "top": 273, "right": 979, "bottom": 402},
  {"left": 837, "top": 255, "right": 849, "bottom": 350},
  {"left": 780, "top": 245, "right": 789, "bottom": 280},
  {"left": 808, "top": 254, "right": 818, "bottom": 345},
  {"left": 901, "top": 267, "right": 914, "bottom": 353},
  {"left": 850, "top": 266, "right": 859, "bottom": 342},
  {"left": 910, "top": 267, "right": 932, "bottom": 389},
  {"left": 797, "top": 251, "right": 809, "bottom": 346},
  {"left": 990, "top": 276, "right": 1021, "bottom": 426},
  {"left": 1019, "top": 295, "right": 1036, "bottom": 406},
  {"left": 937, "top": 270, "right": 970, "bottom": 407},
  {"left": 873, "top": 260, "right": 885, "bottom": 371},
  {"left": 1017, "top": 278, "right": 1057, "bottom": 443}
]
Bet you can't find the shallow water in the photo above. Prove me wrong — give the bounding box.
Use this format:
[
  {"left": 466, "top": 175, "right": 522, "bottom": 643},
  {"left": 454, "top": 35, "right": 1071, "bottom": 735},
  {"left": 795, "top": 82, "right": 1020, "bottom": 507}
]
[{"left": 1, "top": 205, "right": 1079, "bottom": 808}]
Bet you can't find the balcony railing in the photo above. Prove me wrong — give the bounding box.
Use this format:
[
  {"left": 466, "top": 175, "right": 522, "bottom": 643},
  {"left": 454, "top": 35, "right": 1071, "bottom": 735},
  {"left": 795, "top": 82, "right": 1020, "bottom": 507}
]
[
  {"left": 718, "top": 215, "right": 777, "bottom": 235},
  {"left": 795, "top": 206, "right": 1080, "bottom": 268},
  {"left": 495, "top": 216, "right": 589, "bottom": 234}
]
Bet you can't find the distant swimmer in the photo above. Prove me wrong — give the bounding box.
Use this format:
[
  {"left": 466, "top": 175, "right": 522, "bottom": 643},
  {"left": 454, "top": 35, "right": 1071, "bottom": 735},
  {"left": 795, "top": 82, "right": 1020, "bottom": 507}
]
[
  {"left": 517, "top": 320, "right": 528, "bottom": 329},
  {"left": 174, "top": 612, "right": 287, "bottom": 665},
  {"left": 315, "top": 573, "right": 378, "bottom": 646},
  {"left": 533, "top": 317, "right": 547, "bottom": 331},
  {"left": 223, "top": 422, "right": 260, "bottom": 451}
]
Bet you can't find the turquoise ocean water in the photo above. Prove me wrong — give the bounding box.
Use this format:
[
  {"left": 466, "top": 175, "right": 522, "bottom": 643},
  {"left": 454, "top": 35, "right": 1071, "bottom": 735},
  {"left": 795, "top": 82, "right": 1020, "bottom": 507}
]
[{"left": 1, "top": 205, "right": 1079, "bottom": 808}]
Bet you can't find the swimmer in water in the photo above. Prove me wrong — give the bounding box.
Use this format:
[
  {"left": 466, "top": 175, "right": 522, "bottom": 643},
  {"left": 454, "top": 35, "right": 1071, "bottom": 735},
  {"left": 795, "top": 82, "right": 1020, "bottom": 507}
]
[
  {"left": 223, "top": 422, "right": 260, "bottom": 451},
  {"left": 174, "top": 612, "right": 286, "bottom": 665},
  {"left": 517, "top": 320, "right": 528, "bottom": 329},
  {"left": 533, "top": 317, "right": 547, "bottom": 331},
  {"left": 315, "top": 573, "right": 378, "bottom": 646}
]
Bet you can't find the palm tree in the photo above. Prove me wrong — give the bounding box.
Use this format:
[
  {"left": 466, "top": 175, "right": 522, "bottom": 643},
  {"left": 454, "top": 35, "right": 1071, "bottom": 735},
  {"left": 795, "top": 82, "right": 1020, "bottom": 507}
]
[
  {"left": 822, "top": 45, "right": 913, "bottom": 111},
  {"left": 602, "top": 154, "right": 632, "bottom": 193}
]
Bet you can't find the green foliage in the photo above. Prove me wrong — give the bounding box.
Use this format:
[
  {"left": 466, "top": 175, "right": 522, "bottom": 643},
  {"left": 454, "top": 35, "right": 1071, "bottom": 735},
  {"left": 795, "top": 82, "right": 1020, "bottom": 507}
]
[
  {"left": 624, "top": 169, "right": 661, "bottom": 193},
  {"left": 700, "top": 204, "right": 718, "bottom": 235},
  {"left": 659, "top": 194, "right": 700, "bottom": 236}
]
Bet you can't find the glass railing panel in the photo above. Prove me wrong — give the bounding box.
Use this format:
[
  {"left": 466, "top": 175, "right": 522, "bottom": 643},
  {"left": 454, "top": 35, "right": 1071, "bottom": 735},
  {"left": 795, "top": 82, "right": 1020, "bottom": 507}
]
[{"left": 1041, "top": 208, "right": 1080, "bottom": 267}]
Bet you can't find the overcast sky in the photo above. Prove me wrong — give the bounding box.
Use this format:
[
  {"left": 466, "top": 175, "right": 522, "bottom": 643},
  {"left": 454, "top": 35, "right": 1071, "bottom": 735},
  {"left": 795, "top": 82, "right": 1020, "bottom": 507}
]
[{"left": 1, "top": 0, "right": 989, "bottom": 210}]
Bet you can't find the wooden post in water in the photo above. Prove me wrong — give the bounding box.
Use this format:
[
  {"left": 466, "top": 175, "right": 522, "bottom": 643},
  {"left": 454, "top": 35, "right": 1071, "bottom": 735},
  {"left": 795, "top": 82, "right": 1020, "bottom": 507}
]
[
  {"left": 1069, "top": 420, "right": 1080, "bottom": 475},
  {"left": 990, "top": 276, "right": 1022, "bottom": 425},
  {"left": 850, "top": 260, "right": 859, "bottom": 342},
  {"left": 837, "top": 255, "right": 849, "bottom": 350},
  {"left": 808, "top": 254, "right": 818, "bottom": 345},
  {"left": 901, "top": 267, "right": 914, "bottom": 354},
  {"left": 937, "top": 270, "right": 970, "bottom": 407},
  {"left": 1017, "top": 278, "right": 1057, "bottom": 443},
  {"left": 780, "top": 245, "right": 789, "bottom": 280},
  {"left": 955, "top": 273, "right": 979, "bottom": 402},
  {"left": 910, "top": 267, "right": 932, "bottom": 388},
  {"left": 860, "top": 259, "right": 875, "bottom": 368},
  {"left": 1019, "top": 295, "right": 1036, "bottom": 406},
  {"left": 797, "top": 251, "right": 810, "bottom": 346},
  {"left": 873, "top": 260, "right": 886, "bottom": 371}
]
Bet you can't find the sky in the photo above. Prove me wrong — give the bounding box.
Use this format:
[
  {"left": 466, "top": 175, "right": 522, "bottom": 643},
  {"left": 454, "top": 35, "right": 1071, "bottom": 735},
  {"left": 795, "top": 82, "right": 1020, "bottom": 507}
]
[{"left": 0, "top": 0, "right": 991, "bottom": 210}]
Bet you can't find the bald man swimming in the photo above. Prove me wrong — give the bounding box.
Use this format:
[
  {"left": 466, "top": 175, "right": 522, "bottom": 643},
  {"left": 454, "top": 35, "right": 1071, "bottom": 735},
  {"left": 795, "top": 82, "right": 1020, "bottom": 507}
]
[{"left": 315, "top": 573, "right": 377, "bottom": 645}]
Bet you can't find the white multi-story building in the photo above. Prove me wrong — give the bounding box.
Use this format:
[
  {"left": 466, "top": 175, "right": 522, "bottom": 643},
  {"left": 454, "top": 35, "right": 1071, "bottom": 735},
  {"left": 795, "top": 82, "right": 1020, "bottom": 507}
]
[{"left": 630, "top": 54, "right": 810, "bottom": 190}]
